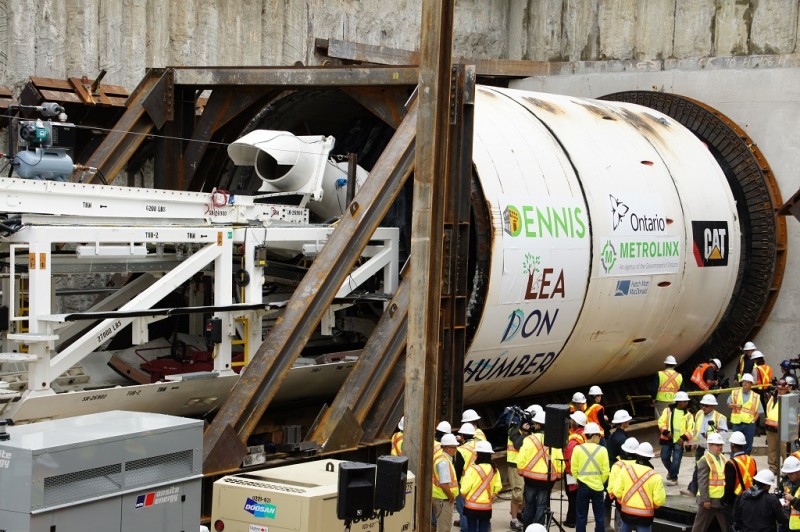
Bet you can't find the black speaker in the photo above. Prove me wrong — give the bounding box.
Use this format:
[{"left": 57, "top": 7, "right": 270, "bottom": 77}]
[
  {"left": 544, "top": 403, "right": 570, "bottom": 448},
  {"left": 374, "top": 455, "right": 408, "bottom": 512},
  {"left": 337, "top": 462, "right": 376, "bottom": 520}
]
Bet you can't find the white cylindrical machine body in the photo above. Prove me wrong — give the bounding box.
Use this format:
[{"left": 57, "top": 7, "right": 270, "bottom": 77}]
[{"left": 464, "top": 87, "right": 740, "bottom": 403}]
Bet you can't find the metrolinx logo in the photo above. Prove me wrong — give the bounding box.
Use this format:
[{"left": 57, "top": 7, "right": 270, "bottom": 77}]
[{"left": 601, "top": 240, "right": 616, "bottom": 273}]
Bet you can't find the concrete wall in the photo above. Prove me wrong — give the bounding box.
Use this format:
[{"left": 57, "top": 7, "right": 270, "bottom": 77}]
[{"left": 4, "top": 1, "right": 800, "bottom": 90}]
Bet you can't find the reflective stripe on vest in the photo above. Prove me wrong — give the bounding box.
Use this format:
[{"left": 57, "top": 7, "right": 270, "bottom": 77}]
[
  {"left": 459, "top": 442, "right": 477, "bottom": 469},
  {"left": 391, "top": 432, "right": 404, "bottom": 456},
  {"left": 731, "top": 389, "right": 759, "bottom": 424},
  {"left": 586, "top": 404, "right": 604, "bottom": 435},
  {"left": 704, "top": 453, "right": 726, "bottom": 499},
  {"left": 507, "top": 437, "right": 518, "bottom": 463},
  {"left": 620, "top": 464, "right": 656, "bottom": 517},
  {"left": 756, "top": 364, "right": 773, "bottom": 386},
  {"left": 691, "top": 363, "right": 713, "bottom": 391},
  {"left": 791, "top": 486, "right": 800, "bottom": 529},
  {"left": 694, "top": 410, "right": 723, "bottom": 440},
  {"left": 766, "top": 396, "right": 779, "bottom": 428},
  {"left": 432, "top": 450, "right": 458, "bottom": 500},
  {"left": 577, "top": 444, "right": 603, "bottom": 476},
  {"left": 519, "top": 435, "right": 556, "bottom": 481},
  {"left": 657, "top": 370, "right": 681, "bottom": 402},
  {"left": 732, "top": 454, "right": 756, "bottom": 495},
  {"left": 464, "top": 464, "right": 495, "bottom": 510}
]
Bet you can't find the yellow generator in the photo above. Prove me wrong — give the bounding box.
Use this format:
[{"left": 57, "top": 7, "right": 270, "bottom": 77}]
[{"left": 211, "top": 459, "right": 415, "bottom": 531}]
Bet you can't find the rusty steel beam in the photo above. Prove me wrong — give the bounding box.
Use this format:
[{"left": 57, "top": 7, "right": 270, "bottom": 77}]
[
  {"left": 82, "top": 69, "right": 169, "bottom": 183},
  {"left": 171, "top": 66, "right": 419, "bottom": 87},
  {"left": 317, "top": 37, "right": 555, "bottom": 78},
  {"left": 183, "top": 87, "right": 279, "bottom": 191},
  {"left": 202, "top": 101, "right": 418, "bottom": 475},
  {"left": 406, "top": 0, "right": 455, "bottom": 528},
  {"left": 361, "top": 356, "right": 406, "bottom": 443},
  {"left": 341, "top": 86, "right": 410, "bottom": 129},
  {"left": 305, "top": 274, "right": 409, "bottom": 450}
]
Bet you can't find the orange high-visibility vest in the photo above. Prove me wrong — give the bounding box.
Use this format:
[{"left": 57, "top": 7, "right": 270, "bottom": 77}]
[
  {"left": 731, "top": 454, "right": 756, "bottom": 495},
  {"left": 391, "top": 432, "right": 404, "bottom": 456},
  {"left": 691, "top": 363, "right": 713, "bottom": 391}
]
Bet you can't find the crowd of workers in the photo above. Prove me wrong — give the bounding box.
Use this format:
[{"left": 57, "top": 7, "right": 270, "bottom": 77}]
[{"left": 389, "top": 341, "right": 800, "bottom": 532}]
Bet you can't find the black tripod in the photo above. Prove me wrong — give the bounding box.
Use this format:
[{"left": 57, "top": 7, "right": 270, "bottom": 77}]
[{"left": 545, "top": 458, "right": 568, "bottom": 532}]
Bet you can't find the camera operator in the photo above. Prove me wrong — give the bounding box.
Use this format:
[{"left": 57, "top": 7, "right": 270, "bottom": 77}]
[
  {"left": 507, "top": 405, "right": 538, "bottom": 531},
  {"left": 766, "top": 379, "right": 792, "bottom": 476}
]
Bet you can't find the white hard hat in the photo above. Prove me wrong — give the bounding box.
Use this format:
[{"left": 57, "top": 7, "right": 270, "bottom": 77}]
[
  {"left": 398, "top": 416, "right": 404, "bottom": 431},
  {"left": 700, "top": 394, "right": 718, "bottom": 406},
  {"left": 707, "top": 433, "right": 725, "bottom": 445},
  {"left": 436, "top": 421, "right": 452, "bottom": 433},
  {"left": 635, "top": 442, "right": 655, "bottom": 458},
  {"left": 526, "top": 404, "right": 543, "bottom": 414},
  {"left": 570, "top": 411, "right": 587, "bottom": 426},
  {"left": 571, "top": 392, "right": 587, "bottom": 404},
  {"left": 744, "top": 341, "right": 756, "bottom": 351},
  {"left": 664, "top": 355, "right": 677, "bottom": 365},
  {"left": 476, "top": 440, "right": 493, "bottom": 454},
  {"left": 584, "top": 422, "right": 601, "bottom": 435},
  {"left": 741, "top": 373, "right": 755, "bottom": 383},
  {"left": 461, "top": 409, "right": 481, "bottom": 423},
  {"left": 675, "top": 391, "right": 690, "bottom": 402},
  {"left": 729, "top": 431, "right": 747, "bottom": 446},
  {"left": 754, "top": 469, "right": 775, "bottom": 486},
  {"left": 533, "top": 410, "right": 546, "bottom": 425},
  {"left": 621, "top": 437, "right": 640, "bottom": 454},
  {"left": 526, "top": 525, "right": 547, "bottom": 532},
  {"left": 783, "top": 456, "right": 800, "bottom": 474},
  {"left": 588, "top": 385, "right": 603, "bottom": 396},
  {"left": 751, "top": 350, "right": 764, "bottom": 360},
  {"left": 459, "top": 422, "right": 476, "bottom": 436},
  {"left": 712, "top": 358, "right": 722, "bottom": 369},
  {"left": 440, "top": 433, "right": 459, "bottom": 447},
  {"left": 612, "top": 409, "right": 632, "bottom": 424}
]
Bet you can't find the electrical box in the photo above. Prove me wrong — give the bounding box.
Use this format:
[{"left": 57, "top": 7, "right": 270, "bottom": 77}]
[
  {"left": 212, "top": 459, "right": 415, "bottom": 532},
  {"left": 0, "top": 410, "right": 203, "bottom": 532},
  {"left": 780, "top": 392, "right": 800, "bottom": 441}
]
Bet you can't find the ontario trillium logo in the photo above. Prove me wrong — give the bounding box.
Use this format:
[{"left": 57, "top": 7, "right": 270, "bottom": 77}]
[{"left": 609, "top": 195, "right": 629, "bottom": 230}]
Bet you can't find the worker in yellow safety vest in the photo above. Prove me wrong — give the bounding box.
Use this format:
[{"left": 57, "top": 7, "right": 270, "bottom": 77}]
[
  {"left": 752, "top": 350, "right": 775, "bottom": 416},
  {"left": 460, "top": 440, "right": 502, "bottom": 531},
  {"left": 658, "top": 391, "right": 694, "bottom": 485},
  {"left": 432, "top": 433, "right": 460, "bottom": 532},
  {"left": 606, "top": 436, "right": 640, "bottom": 531},
  {"left": 691, "top": 432, "right": 727, "bottom": 532},
  {"left": 434, "top": 420, "right": 452, "bottom": 456},
  {"left": 454, "top": 422, "right": 478, "bottom": 527},
  {"left": 653, "top": 355, "right": 682, "bottom": 419},
  {"left": 683, "top": 394, "right": 728, "bottom": 496},
  {"left": 507, "top": 405, "right": 539, "bottom": 531},
  {"left": 766, "top": 379, "right": 790, "bottom": 476},
  {"left": 781, "top": 456, "right": 800, "bottom": 530},
  {"left": 516, "top": 409, "right": 564, "bottom": 529},
  {"left": 572, "top": 422, "right": 610, "bottom": 532},
  {"left": 391, "top": 416, "right": 404, "bottom": 456},
  {"left": 727, "top": 373, "right": 763, "bottom": 454},
  {"left": 609, "top": 441, "right": 666, "bottom": 532},
  {"left": 462, "top": 409, "right": 487, "bottom": 441},
  {"left": 564, "top": 410, "right": 587, "bottom": 528},
  {"left": 736, "top": 341, "right": 758, "bottom": 383}
]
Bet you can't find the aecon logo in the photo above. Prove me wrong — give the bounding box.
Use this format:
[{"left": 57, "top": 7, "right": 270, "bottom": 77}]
[
  {"left": 601, "top": 240, "right": 617, "bottom": 273},
  {"left": 692, "top": 221, "right": 729, "bottom": 267},
  {"left": 244, "top": 497, "right": 277, "bottom": 519}
]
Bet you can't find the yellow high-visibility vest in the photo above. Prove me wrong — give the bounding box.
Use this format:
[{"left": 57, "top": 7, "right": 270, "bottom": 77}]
[
  {"left": 656, "top": 369, "right": 682, "bottom": 403},
  {"left": 432, "top": 449, "right": 458, "bottom": 500},
  {"left": 730, "top": 389, "right": 760, "bottom": 424},
  {"left": 766, "top": 396, "right": 780, "bottom": 429},
  {"left": 701, "top": 452, "right": 727, "bottom": 499},
  {"left": 391, "top": 432, "right": 404, "bottom": 456}
]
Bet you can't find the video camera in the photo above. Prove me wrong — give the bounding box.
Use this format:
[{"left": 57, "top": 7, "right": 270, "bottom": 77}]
[{"left": 497, "top": 405, "right": 533, "bottom": 431}]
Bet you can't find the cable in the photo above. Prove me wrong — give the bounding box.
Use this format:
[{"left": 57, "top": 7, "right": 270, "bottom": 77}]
[{"left": 95, "top": 167, "right": 108, "bottom": 185}]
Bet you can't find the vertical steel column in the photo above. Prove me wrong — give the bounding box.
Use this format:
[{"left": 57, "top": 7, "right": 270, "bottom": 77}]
[{"left": 407, "top": 0, "right": 455, "bottom": 529}]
